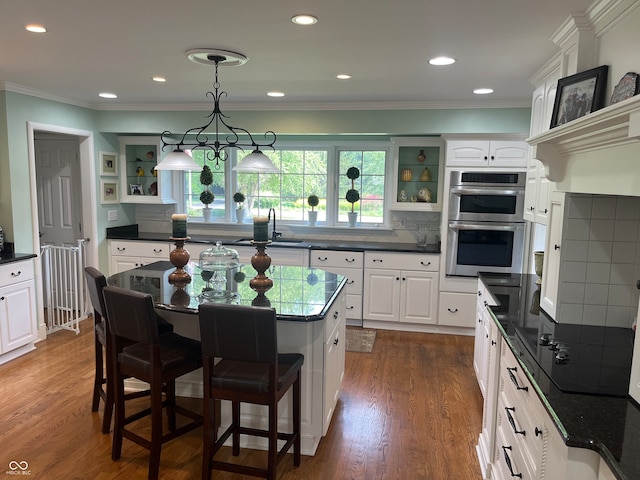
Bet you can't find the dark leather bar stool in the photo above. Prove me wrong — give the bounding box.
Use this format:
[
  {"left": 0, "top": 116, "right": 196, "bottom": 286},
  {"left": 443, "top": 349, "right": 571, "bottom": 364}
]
[
  {"left": 102, "top": 285, "right": 202, "bottom": 480},
  {"left": 198, "top": 303, "right": 304, "bottom": 480},
  {"left": 84, "top": 267, "right": 173, "bottom": 434}
]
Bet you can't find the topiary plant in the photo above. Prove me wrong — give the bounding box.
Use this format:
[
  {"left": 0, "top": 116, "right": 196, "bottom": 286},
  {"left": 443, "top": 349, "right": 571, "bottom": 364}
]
[
  {"left": 200, "top": 189, "right": 214, "bottom": 206},
  {"left": 200, "top": 165, "right": 215, "bottom": 207},
  {"left": 307, "top": 194, "right": 319, "bottom": 211},
  {"left": 345, "top": 167, "right": 360, "bottom": 212},
  {"left": 233, "top": 192, "right": 245, "bottom": 209}
]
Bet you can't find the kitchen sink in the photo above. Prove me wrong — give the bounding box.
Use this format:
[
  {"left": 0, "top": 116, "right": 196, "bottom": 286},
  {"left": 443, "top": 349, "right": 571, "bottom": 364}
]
[{"left": 234, "top": 238, "right": 305, "bottom": 246}]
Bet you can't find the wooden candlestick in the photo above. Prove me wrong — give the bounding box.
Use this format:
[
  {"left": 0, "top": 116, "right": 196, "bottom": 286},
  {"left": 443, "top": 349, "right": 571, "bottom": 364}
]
[
  {"left": 169, "top": 237, "right": 191, "bottom": 284},
  {"left": 249, "top": 241, "right": 273, "bottom": 289}
]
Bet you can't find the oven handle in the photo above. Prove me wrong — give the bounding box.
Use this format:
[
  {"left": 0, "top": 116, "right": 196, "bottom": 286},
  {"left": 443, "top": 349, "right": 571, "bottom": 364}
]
[
  {"left": 450, "top": 186, "right": 524, "bottom": 196},
  {"left": 448, "top": 222, "right": 525, "bottom": 232}
]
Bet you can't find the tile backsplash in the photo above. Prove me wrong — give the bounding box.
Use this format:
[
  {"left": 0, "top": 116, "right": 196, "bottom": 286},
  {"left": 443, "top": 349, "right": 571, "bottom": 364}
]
[{"left": 559, "top": 195, "right": 640, "bottom": 327}]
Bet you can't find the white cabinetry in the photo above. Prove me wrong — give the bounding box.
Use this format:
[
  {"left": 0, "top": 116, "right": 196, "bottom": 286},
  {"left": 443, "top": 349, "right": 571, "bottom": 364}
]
[
  {"left": 389, "top": 137, "right": 445, "bottom": 211},
  {"left": 108, "top": 240, "right": 172, "bottom": 274},
  {"left": 310, "top": 250, "right": 363, "bottom": 325},
  {"left": 524, "top": 63, "right": 560, "bottom": 224},
  {"left": 322, "top": 289, "right": 346, "bottom": 434},
  {"left": 363, "top": 251, "right": 439, "bottom": 330},
  {"left": 446, "top": 141, "right": 529, "bottom": 168},
  {"left": 0, "top": 259, "right": 37, "bottom": 364},
  {"left": 539, "top": 190, "right": 565, "bottom": 319},
  {"left": 118, "top": 136, "right": 176, "bottom": 204},
  {"left": 438, "top": 292, "right": 476, "bottom": 328}
]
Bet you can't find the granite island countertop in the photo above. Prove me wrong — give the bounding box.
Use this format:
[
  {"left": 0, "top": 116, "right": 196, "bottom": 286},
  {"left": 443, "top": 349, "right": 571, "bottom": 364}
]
[{"left": 479, "top": 272, "right": 640, "bottom": 480}]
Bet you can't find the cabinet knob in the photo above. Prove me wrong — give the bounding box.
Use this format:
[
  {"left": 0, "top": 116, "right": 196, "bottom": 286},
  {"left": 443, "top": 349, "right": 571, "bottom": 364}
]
[
  {"left": 0, "top": 296, "right": 4, "bottom": 301},
  {"left": 544, "top": 208, "right": 548, "bottom": 213},
  {"left": 402, "top": 277, "right": 406, "bottom": 281},
  {"left": 478, "top": 291, "right": 482, "bottom": 296},
  {"left": 529, "top": 206, "right": 534, "bottom": 211},
  {"left": 490, "top": 156, "right": 495, "bottom": 160},
  {"left": 333, "top": 311, "right": 339, "bottom": 319},
  {"left": 554, "top": 244, "right": 560, "bottom": 250}
]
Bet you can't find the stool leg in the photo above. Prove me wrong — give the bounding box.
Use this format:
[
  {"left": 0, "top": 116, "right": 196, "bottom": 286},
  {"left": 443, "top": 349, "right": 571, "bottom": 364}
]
[
  {"left": 101, "top": 340, "right": 114, "bottom": 434},
  {"left": 92, "top": 333, "right": 103, "bottom": 412},
  {"left": 148, "top": 380, "right": 163, "bottom": 480},
  {"left": 267, "top": 399, "right": 277, "bottom": 480},
  {"left": 232, "top": 401, "right": 240, "bottom": 456},
  {"left": 112, "top": 368, "right": 124, "bottom": 461},
  {"left": 166, "top": 380, "right": 176, "bottom": 432},
  {"left": 201, "top": 393, "right": 214, "bottom": 480},
  {"left": 293, "top": 371, "right": 301, "bottom": 466}
]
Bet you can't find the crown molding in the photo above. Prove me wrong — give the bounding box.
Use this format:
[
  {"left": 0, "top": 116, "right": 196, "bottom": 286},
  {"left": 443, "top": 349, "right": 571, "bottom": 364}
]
[{"left": 0, "top": 82, "right": 94, "bottom": 109}]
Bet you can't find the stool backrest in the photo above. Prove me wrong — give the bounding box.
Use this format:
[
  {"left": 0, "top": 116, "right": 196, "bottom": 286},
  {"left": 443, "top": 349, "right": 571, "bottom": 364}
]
[
  {"left": 199, "top": 304, "right": 277, "bottom": 363},
  {"left": 103, "top": 285, "right": 159, "bottom": 345},
  {"left": 84, "top": 266, "right": 107, "bottom": 320}
]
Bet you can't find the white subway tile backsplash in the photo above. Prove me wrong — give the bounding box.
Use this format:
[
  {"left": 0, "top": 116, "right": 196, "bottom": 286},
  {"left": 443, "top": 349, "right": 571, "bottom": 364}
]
[
  {"left": 585, "top": 263, "right": 611, "bottom": 284},
  {"left": 589, "top": 219, "right": 615, "bottom": 242},
  {"left": 587, "top": 241, "right": 613, "bottom": 263},
  {"left": 584, "top": 283, "right": 609, "bottom": 305},
  {"left": 608, "top": 284, "right": 633, "bottom": 306},
  {"left": 562, "top": 261, "right": 587, "bottom": 282},
  {"left": 565, "top": 218, "right": 590, "bottom": 240},
  {"left": 564, "top": 240, "right": 589, "bottom": 262},
  {"left": 559, "top": 303, "right": 584, "bottom": 324},
  {"left": 613, "top": 220, "right": 639, "bottom": 242},
  {"left": 591, "top": 196, "right": 617, "bottom": 219},
  {"left": 615, "top": 196, "right": 640, "bottom": 220},
  {"left": 560, "top": 282, "right": 585, "bottom": 304},
  {"left": 609, "top": 263, "right": 635, "bottom": 285},
  {"left": 567, "top": 196, "right": 592, "bottom": 219},
  {"left": 582, "top": 305, "right": 607, "bottom": 325},
  {"left": 605, "top": 306, "right": 632, "bottom": 328},
  {"left": 611, "top": 242, "right": 638, "bottom": 263}
]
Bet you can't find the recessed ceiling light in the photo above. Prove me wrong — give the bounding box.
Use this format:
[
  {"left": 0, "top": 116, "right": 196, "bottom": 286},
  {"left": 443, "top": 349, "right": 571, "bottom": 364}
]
[
  {"left": 267, "top": 91, "right": 285, "bottom": 97},
  {"left": 99, "top": 92, "right": 118, "bottom": 99},
  {"left": 291, "top": 14, "right": 318, "bottom": 25},
  {"left": 336, "top": 74, "right": 351, "bottom": 80},
  {"left": 25, "top": 24, "right": 47, "bottom": 33},
  {"left": 428, "top": 56, "right": 455, "bottom": 66},
  {"left": 152, "top": 76, "right": 166, "bottom": 83},
  {"left": 473, "top": 88, "right": 494, "bottom": 95}
]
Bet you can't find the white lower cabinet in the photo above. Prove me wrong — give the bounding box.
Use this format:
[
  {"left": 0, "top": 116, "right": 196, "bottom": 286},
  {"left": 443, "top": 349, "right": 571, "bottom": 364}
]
[
  {"left": 322, "top": 289, "right": 346, "bottom": 434},
  {"left": 438, "top": 292, "right": 476, "bottom": 328},
  {"left": 310, "top": 250, "right": 363, "bottom": 324},
  {"left": 108, "top": 240, "right": 172, "bottom": 274},
  {"left": 0, "top": 259, "right": 37, "bottom": 364},
  {"left": 363, "top": 251, "right": 439, "bottom": 329}
]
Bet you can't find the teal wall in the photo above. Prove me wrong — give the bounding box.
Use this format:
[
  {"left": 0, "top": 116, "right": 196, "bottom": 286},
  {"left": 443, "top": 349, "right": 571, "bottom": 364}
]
[{"left": 0, "top": 90, "right": 531, "bottom": 271}]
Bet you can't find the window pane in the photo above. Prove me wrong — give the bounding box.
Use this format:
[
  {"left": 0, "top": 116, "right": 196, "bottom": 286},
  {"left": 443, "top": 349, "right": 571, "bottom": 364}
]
[
  {"left": 184, "top": 149, "right": 226, "bottom": 220},
  {"left": 339, "top": 150, "right": 385, "bottom": 224}
]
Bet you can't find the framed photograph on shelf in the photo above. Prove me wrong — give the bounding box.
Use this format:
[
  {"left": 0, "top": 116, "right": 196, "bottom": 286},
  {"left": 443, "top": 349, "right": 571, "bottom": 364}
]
[
  {"left": 100, "top": 180, "right": 118, "bottom": 204},
  {"left": 610, "top": 72, "right": 640, "bottom": 105},
  {"left": 129, "top": 183, "right": 144, "bottom": 196},
  {"left": 99, "top": 151, "right": 118, "bottom": 176},
  {"left": 550, "top": 65, "right": 608, "bottom": 129}
]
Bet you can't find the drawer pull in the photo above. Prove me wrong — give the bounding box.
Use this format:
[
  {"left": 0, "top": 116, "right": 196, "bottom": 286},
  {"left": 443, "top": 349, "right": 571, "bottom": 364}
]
[
  {"left": 447, "top": 308, "right": 458, "bottom": 313},
  {"left": 372, "top": 259, "right": 383, "bottom": 263},
  {"left": 501, "top": 446, "right": 522, "bottom": 478},
  {"left": 507, "top": 367, "right": 529, "bottom": 392},
  {"left": 317, "top": 256, "right": 328, "bottom": 262},
  {"left": 333, "top": 311, "right": 339, "bottom": 319},
  {"left": 346, "top": 305, "right": 354, "bottom": 310},
  {"left": 0, "top": 296, "right": 4, "bottom": 301},
  {"left": 478, "top": 290, "right": 482, "bottom": 296},
  {"left": 347, "top": 280, "right": 354, "bottom": 285},
  {"left": 11, "top": 271, "right": 22, "bottom": 277},
  {"left": 420, "top": 261, "right": 431, "bottom": 266},
  {"left": 505, "top": 407, "right": 525, "bottom": 436},
  {"left": 345, "top": 258, "right": 355, "bottom": 263},
  {"left": 153, "top": 248, "right": 163, "bottom": 254},
  {"left": 535, "top": 427, "right": 543, "bottom": 437},
  {"left": 117, "top": 247, "right": 126, "bottom": 252},
  {"left": 333, "top": 337, "right": 339, "bottom": 346}
]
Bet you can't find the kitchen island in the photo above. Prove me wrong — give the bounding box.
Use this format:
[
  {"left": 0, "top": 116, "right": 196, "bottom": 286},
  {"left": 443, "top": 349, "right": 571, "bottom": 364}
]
[{"left": 108, "top": 261, "right": 347, "bottom": 456}]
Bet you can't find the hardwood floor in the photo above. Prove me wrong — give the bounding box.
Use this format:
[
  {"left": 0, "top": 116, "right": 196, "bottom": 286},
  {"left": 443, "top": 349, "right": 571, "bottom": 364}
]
[{"left": 0, "top": 321, "right": 483, "bottom": 479}]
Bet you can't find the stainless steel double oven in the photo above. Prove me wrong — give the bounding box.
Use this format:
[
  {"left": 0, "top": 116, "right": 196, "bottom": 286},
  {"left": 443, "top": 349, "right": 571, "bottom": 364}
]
[{"left": 446, "top": 170, "right": 526, "bottom": 277}]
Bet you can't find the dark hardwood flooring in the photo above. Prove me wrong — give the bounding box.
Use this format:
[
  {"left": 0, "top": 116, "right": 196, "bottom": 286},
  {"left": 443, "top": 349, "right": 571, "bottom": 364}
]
[{"left": 0, "top": 321, "right": 482, "bottom": 479}]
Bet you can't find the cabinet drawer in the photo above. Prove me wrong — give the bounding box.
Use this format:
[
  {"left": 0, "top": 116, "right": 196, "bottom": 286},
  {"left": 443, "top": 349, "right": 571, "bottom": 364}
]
[
  {"left": 311, "top": 250, "right": 363, "bottom": 269},
  {"left": 495, "top": 412, "right": 533, "bottom": 480},
  {"left": 364, "top": 251, "right": 438, "bottom": 271},
  {"left": 438, "top": 292, "right": 476, "bottom": 327},
  {"left": 345, "top": 294, "right": 362, "bottom": 320},
  {"left": 110, "top": 240, "right": 171, "bottom": 258},
  {"left": 0, "top": 260, "right": 35, "bottom": 286}
]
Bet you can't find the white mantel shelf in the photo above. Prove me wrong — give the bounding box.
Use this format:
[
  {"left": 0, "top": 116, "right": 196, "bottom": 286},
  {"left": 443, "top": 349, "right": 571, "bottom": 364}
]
[{"left": 528, "top": 94, "right": 640, "bottom": 182}]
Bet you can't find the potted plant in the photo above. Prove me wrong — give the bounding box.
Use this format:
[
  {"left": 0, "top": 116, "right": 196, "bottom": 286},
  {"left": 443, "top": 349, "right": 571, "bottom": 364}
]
[
  {"left": 307, "top": 194, "right": 319, "bottom": 226},
  {"left": 233, "top": 192, "right": 246, "bottom": 223},
  {"left": 345, "top": 167, "right": 360, "bottom": 227},
  {"left": 199, "top": 165, "right": 214, "bottom": 222}
]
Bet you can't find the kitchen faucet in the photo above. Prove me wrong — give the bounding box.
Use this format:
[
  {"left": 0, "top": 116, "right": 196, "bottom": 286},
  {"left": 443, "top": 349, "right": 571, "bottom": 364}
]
[{"left": 267, "top": 208, "right": 281, "bottom": 242}]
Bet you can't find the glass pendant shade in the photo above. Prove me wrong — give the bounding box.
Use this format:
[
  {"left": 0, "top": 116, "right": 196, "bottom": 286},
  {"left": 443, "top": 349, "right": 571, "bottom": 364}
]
[
  {"left": 233, "top": 149, "right": 280, "bottom": 173},
  {"left": 154, "top": 149, "right": 202, "bottom": 171}
]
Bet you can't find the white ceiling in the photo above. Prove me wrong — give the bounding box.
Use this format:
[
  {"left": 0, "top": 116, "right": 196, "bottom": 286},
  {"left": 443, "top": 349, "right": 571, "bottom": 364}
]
[{"left": 0, "top": 0, "right": 596, "bottom": 110}]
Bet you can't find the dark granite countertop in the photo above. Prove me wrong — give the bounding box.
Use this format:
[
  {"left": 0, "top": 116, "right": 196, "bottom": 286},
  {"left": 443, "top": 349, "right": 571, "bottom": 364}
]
[
  {"left": 106, "top": 224, "right": 441, "bottom": 254},
  {"left": 107, "top": 261, "right": 347, "bottom": 322},
  {"left": 479, "top": 272, "right": 640, "bottom": 480},
  {"left": 0, "top": 243, "right": 37, "bottom": 265}
]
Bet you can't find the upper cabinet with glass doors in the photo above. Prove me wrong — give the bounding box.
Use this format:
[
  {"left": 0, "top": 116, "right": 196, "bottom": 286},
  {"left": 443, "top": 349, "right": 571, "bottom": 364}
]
[
  {"left": 390, "top": 137, "right": 444, "bottom": 211},
  {"left": 118, "top": 136, "right": 176, "bottom": 204}
]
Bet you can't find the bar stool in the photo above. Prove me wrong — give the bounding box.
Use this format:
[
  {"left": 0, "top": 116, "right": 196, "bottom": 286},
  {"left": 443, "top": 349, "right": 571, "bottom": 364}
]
[
  {"left": 84, "top": 267, "right": 173, "bottom": 434},
  {"left": 102, "top": 285, "right": 202, "bottom": 480},
  {"left": 198, "top": 303, "right": 304, "bottom": 480}
]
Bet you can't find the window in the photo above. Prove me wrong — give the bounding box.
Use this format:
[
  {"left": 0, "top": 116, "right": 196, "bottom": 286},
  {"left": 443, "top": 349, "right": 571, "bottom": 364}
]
[{"left": 182, "top": 142, "right": 389, "bottom": 227}]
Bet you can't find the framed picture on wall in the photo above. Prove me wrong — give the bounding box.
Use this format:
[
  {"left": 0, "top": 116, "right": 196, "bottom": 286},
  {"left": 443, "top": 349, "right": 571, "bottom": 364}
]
[
  {"left": 550, "top": 65, "right": 608, "bottom": 129},
  {"left": 100, "top": 180, "right": 118, "bottom": 204},
  {"left": 99, "top": 151, "right": 118, "bottom": 176}
]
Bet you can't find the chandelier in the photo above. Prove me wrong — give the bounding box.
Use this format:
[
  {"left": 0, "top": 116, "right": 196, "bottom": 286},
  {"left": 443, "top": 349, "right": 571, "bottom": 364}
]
[{"left": 155, "top": 49, "right": 279, "bottom": 173}]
